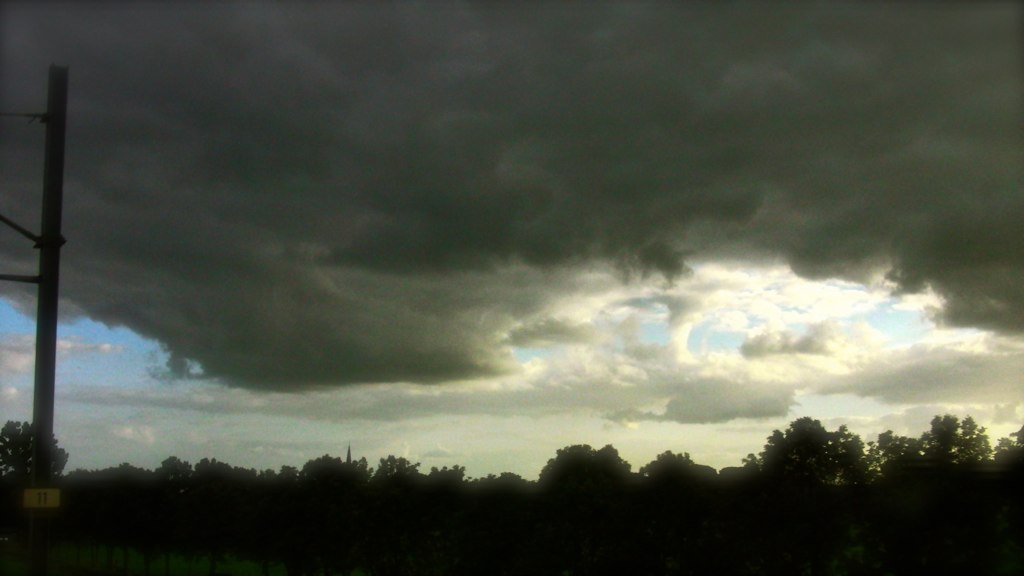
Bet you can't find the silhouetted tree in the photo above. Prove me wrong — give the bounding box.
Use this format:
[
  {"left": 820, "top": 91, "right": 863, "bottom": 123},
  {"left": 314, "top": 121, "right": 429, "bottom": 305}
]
[
  {"left": 0, "top": 421, "right": 69, "bottom": 560},
  {"left": 639, "top": 450, "right": 716, "bottom": 485},
  {"left": 261, "top": 465, "right": 316, "bottom": 576},
  {"left": 867, "top": 416, "right": 1003, "bottom": 574},
  {"left": 362, "top": 455, "right": 426, "bottom": 576},
  {"left": 993, "top": 424, "right": 1024, "bottom": 572},
  {"left": 866, "top": 430, "right": 923, "bottom": 479},
  {"left": 636, "top": 451, "right": 717, "bottom": 575},
  {"left": 68, "top": 463, "right": 156, "bottom": 575},
  {"left": 187, "top": 458, "right": 253, "bottom": 576},
  {"left": 747, "top": 418, "right": 870, "bottom": 574},
  {"left": 538, "top": 444, "right": 633, "bottom": 491},
  {"left": 456, "top": 473, "right": 536, "bottom": 576},
  {"left": 115, "top": 464, "right": 163, "bottom": 576},
  {"left": 299, "top": 454, "right": 370, "bottom": 576},
  {"left": 0, "top": 420, "right": 68, "bottom": 480},
  {"left": 536, "top": 444, "right": 637, "bottom": 576},
  {"left": 756, "top": 417, "right": 867, "bottom": 486},
  {"left": 994, "top": 424, "right": 1024, "bottom": 467},
  {"left": 408, "top": 465, "right": 469, "bottom": 575},
  {"left": 920, "top": 414, "right": 992, "bottom": 466},
  {"left": 154, "top": 457, "right": 193, "bottom": 575},
  {"left": 38, "top": 414, "right": 1024, "bottom": 576},
  {"left": 371, "top": 454, "right": 421, "bottom": 485}
]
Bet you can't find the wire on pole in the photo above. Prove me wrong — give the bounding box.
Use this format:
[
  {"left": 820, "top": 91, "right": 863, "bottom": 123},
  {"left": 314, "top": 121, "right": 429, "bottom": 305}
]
[
  {"left": 0, "top": 112, "right": 48, "bottom": 123},
  {"left": 0, "top": 211, "right": 41, "bottom": 243}
]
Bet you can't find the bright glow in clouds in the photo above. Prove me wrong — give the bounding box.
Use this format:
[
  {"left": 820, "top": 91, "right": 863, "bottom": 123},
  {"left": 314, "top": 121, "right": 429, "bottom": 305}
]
[{"left": 2, "top": 262, "right": 1021, "bottom": 477}]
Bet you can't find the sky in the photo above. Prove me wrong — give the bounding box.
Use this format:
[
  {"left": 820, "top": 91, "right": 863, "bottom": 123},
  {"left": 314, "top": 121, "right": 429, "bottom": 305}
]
[{"left": 1, "top": 3, "right": 1022, "bottom": 479}]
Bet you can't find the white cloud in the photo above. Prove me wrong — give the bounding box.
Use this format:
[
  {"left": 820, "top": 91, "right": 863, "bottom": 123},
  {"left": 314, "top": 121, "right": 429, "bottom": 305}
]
[
  {"left": 0, "top": 335, "right": 123, "bottom": 377},
  {"left": 111, "top": 425, "right": 156, "bottom": 446},
  {"left": 993, "top": 402, "right": 1022, "bottom": 424},
  {"left": 741, "top": 321, "right": 845, "bottom": 357},
  {"left": 27, "top": 260, "right": 1024, "bottom": 476},
  {"left": 422, "top": 445, "right": 459, "bottom": 459},
  {"left": 56, "top": 263, "right": 1024, "bottom": 433},
  {"left": 0, "top": 335, "right": 35, "bottom": 375},
  {"left": 57, "top": 339, "right": 123, "bottom": 355},
  {"left": 826, "top": 334, "right": 1024, "bottom": 405}
]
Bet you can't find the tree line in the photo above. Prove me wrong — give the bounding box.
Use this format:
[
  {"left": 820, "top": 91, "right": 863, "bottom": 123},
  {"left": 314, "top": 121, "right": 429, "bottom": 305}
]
[{"left": 1, "top": 415, "right": 1023, "bottom": 576}]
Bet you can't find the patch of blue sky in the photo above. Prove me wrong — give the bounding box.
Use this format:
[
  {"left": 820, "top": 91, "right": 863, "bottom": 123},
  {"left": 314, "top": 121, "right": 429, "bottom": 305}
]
[
  {"left": 686, "top": 321, "right": 745, "bottom": 354},
  {"left": 2, "top": 297, "right": 166, "bottom": 387},
  {"left": 856, "top": 302, "right": 931, "bottom": 348},
  {"left": 513, "top": 347, "right": 550, "bottom": 363},
  {"left": 56, "top": 342, "right": 152, "bottom": 388},
  {"left": 639, "top": 321, "right": 670, "bottom": 345},
  {"left": 0, "top": 298, "right": 35, "bottom": 333},
  {"left": 60, "top": 315, "right": 162, "bottom": 357},
  {"left": 4, "top": 297, "right": 162, "bottom": 356}
]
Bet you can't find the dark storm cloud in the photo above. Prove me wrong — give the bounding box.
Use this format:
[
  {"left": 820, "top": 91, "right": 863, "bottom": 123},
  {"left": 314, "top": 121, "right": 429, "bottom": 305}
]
[
  {"left": 506, "top": 317, "right": 601, "bottom": 348},
  {"left": 1, "top": 4, "right": 1020, "bottom": 389}
]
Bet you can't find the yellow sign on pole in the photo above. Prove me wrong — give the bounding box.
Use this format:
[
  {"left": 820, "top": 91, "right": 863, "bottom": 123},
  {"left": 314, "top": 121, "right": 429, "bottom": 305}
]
[{"left": 23, "top": 488, "right": 61, "bottom": 509}]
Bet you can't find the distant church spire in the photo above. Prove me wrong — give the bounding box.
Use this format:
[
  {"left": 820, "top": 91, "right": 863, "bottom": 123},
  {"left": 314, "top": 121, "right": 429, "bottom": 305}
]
[{"left": 346, "top": 443, "right": 352, "bottom": 465}]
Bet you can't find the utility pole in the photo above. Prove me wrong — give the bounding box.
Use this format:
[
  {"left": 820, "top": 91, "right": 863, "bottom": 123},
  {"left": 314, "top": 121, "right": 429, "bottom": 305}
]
[
  {"left": 0, "top": 64, "right": 68, "bottom": 576},
  {"left": 30, "top": 63, "right": 68, "bottom": 576}
]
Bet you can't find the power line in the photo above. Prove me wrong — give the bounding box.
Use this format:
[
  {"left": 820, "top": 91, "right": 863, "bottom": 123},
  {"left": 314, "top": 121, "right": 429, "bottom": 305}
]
[
  {"left": 0, "top": 112, "right": 48, "bottom": 123},
  {"left": 0, "top": 211, "right": 41, "bottom": 243}
]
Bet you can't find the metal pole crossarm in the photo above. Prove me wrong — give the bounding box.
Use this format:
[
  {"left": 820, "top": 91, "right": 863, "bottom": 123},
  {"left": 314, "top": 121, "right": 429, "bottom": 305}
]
[
  {"left": 0, "top": 211, "right": 42, "bottom": 243},
  {"left": 33, "top": 235, "right": 66, "bottom": 249},
  {"left": 0, "top": 274, "right": 40, "bottom": 284}
]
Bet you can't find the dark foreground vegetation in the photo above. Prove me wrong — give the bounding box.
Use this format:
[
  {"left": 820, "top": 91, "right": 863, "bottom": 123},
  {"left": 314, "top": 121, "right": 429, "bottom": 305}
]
[{"left": 2, "top": 415, "right": 1023, "bottom": 576}]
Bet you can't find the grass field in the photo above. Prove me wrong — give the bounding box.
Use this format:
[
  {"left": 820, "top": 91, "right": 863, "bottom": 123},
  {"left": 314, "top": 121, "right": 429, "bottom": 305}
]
[
  {"left": 1, "top": 540, "right": 292, "bottom": 576},
  {"left": 0, "top": 535, "right": 380, "bottom": 576}
]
